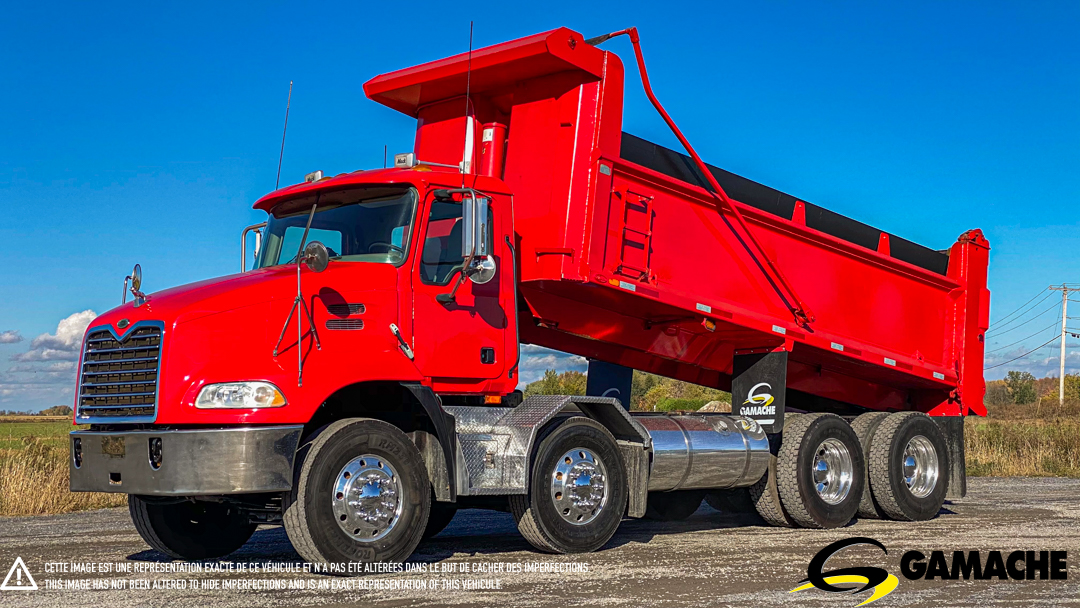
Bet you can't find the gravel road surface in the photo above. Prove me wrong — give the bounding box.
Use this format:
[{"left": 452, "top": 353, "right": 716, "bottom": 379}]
[{"left": 1, "top": 477, "right": 1078, "bottom": 607}]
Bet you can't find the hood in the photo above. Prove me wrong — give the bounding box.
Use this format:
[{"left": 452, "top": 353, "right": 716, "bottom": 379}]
[{"left": 90, "top": 267, "right": 297, "bottom": 333}]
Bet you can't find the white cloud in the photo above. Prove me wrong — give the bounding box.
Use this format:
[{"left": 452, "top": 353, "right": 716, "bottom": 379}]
[
  {"left": 10, "top": 310, "right": 97, "bottom": 362},
  {"left": 0, "top": 330, "right": 23, "bottom": 344},
  {"left": 984, "top": 345, "right": 1080, "bottom": 381},
  {"left": 1, "top": 310, "right": 96, "bottom": 407},
  {"left": 518, "top": 346, "right": 589, "bottom": 385}
]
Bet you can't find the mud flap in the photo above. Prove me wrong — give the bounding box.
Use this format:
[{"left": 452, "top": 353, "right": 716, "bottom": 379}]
[
  {"left": 732, "top": 350, "right": 787, "bottom": 434},
  {"left": 586, "top": 359, "right": 634, "bottom": 410}
]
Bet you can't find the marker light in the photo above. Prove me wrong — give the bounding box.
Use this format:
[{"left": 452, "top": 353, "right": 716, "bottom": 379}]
[{"left": 195, "top": 382, "right": 287, "bottom": 409}]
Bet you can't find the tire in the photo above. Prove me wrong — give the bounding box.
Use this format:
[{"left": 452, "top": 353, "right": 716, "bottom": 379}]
[
  {"left": 283, "top": 418, "right": 430, "bottom": 566},
  {"left": 867, "top": 412, "right": 950, "bottom": 521},
  {"left": 129, "top": 496, "right": 256, "bottom": 560},
  {"left": 509, "top": 417, "right": 627, "bottom": 554},
  {"left": 747, "top": 414, "right": 799, "bottom": 527},
  {"left": 705, "top": 488, "right": 755, "bottom": 514},
  {"left": 748, "top": 454, "right": 796, "bottom": 527},
  {"left": 644, "top": 490, "right": 705, "bottom": 521},
  {"left": 776, "top": 413, "right": 865, "bottom": 529},
  {"left": 850, "top": 412, "right": 890, "bottom": 519},
  {"left": 422, "top": 498, "right": 457, "bottom": 540}
]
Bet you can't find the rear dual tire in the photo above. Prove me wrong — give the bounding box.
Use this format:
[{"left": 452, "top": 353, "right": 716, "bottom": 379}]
[
  {"left": 749, "top": 413, "right": 865, "bottom": 529},
  {"left": 864, "top": 412, "right": 949, "bottom": 521}
]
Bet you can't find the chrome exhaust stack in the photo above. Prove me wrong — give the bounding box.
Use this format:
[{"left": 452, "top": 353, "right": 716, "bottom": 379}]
[{"left": 634, "top": 414, "right": 771, "bottom": 491}]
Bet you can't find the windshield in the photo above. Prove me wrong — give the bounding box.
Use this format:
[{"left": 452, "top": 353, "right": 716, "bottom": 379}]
[{"left": 256, "top": 186, "right": 417, "bottom": 268}]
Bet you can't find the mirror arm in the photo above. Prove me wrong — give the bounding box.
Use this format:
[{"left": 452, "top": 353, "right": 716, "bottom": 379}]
[
  {"left": 273, "top": 199, "right": 322, "bottom": 386},
  {"left": 241, "top": 222, "right": 267, "bottom": 271},
  {"left": 436, "top": 251, "right": 475, "bottom": 306},
  {"left": 435, "top": 187, "right": 482, "bottom": 306}
]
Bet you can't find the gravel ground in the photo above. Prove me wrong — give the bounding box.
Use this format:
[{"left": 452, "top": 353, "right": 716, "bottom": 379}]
[{"left": 0, "top": 477, "right": 1078, "bottom": 607}]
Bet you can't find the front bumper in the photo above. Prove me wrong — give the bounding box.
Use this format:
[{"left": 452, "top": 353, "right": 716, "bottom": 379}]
[{"left": 70, "top": 425, "right": 303, "bottom": 495}]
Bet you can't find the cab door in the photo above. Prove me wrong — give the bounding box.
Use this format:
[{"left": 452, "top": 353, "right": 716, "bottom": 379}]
[{"left": 409, "top": 192, "right": 509, "bottom": 384}]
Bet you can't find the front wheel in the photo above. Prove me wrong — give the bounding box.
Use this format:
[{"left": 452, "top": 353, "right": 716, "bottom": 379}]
[
  {"left": 283, "top": 418, "right": 431, "bottom": 566},
  {"left": 129, "top": 496, "right": 256, "bottom": 560},
  {"left": 510, "top": 417, "right": 627, "bottom": 554},
  {"left": 422, "top": 497, "right": 457, "bottom": 540}
]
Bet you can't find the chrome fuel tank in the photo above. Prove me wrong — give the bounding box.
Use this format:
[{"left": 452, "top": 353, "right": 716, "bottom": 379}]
[{"left": 634, "top": 414, "right": 771, "bottom": 491}]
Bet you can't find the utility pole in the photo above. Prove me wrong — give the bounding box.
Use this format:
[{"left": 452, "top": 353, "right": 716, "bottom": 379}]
[{"left": 1050, "top": 284, "right": 1072, "bottom": 406}]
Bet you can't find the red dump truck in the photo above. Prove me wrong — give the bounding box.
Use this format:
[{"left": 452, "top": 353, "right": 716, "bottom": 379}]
[{"left": 70, "top": 26, "right": 989, "bottom": 565}]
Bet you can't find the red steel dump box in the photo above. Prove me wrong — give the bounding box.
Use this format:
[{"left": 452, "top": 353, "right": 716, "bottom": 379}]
[{"left": 365, "top": 27, "right": 990, "bottom": 417}]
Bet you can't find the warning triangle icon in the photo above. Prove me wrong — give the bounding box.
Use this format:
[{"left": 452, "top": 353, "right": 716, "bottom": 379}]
[{"left": 1, "top": 556, "right": 37, "bottom": 591}]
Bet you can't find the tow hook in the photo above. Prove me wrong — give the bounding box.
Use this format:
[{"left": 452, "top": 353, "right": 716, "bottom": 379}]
[{"left": 389, "top": 324, "right": 414, "bottom": 360}]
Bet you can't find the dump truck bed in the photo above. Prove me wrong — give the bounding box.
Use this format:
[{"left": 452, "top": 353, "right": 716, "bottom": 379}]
[{"left": 364, "top": 26, "right": 989, "bottom": 416}]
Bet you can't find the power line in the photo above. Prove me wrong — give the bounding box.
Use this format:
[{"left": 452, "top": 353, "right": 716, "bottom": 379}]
[
  {"left": 984, "top": 335, "right": 1059, "bottom": 370},
  {"left": 987, "top": 289, "right": 1050, "bottom": 329},
  {"left": 984, "top": 320, "right": 1061, "bottom": 354},
  {"left": 985, "top": 301, "right": 1060, "bottom": 338}
]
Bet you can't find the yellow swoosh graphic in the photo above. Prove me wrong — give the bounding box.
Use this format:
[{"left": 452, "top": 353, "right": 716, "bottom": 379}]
[{"left": 789, "top": 574, "right": 899, "bottom": 606}]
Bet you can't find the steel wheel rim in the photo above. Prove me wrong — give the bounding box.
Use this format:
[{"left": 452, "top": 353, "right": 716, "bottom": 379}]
[
  {"left": 812, "top": 438, "right": 854, "bottom": 505},
  {"left": 332, "top": 454, "right": 403, "bottom": 541},
  {"left": 550, "top": 447, "right": 609, "bottom": 525},
  {"left": 903, "top": 435, "right": 939, "bottom": 498}
]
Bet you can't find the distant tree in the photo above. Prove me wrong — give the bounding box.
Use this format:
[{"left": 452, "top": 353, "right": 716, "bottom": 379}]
[
  {"left": 1042, "top": 373, "right": 1080, "bottom": 404},
  {"left": 39, "top": 405, "right": 73, "bottom": 416},
  {"left": 630, "top": 371, "right": 730, "bottom": 411},
  {"left": 523, "top": 370, "right": 586, "bottom": 398},
  {"left": 522, "top": 369, "right": 730, "bottom": 411},
  {"left": 1004, "top": 371, "right": 1037, "bottom": 405},
  {"left": 984, "top": 380, "right": 1011, "bottom": 407}
]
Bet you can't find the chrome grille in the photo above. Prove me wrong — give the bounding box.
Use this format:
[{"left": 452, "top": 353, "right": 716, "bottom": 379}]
[{"left": 77, "top": 323, "right": 162, "bottom": 421}]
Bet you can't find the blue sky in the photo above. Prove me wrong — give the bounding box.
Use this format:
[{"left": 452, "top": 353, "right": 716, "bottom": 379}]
[{"left": 1, "top": 2, "right": 1078, "bottom": 409}]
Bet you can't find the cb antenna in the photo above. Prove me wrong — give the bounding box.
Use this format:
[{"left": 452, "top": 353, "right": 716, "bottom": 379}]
[
  {"left": 275, "top": 80, "right": 293, "bottom": 190},
  {"left": 461, "top": 21, "right": 474, "bottom": 187}
]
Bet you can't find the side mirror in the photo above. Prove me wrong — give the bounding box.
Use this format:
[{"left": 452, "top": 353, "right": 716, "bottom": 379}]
[
  {"left": 462, "top": 195, "right": 489, "bottom": 258},
  {"left": 123, "top": 263, "right": 148, "bottom": 305},
  {"left": 436, "top": 191, "right": 496, "bottom": 305},
  {"left": 130, "top": 264, "right": 142, "bottom": 292},
  {"left": 302, "top": 241, "right": 329, "bottom": 273},
  {"left": 466, "top": 255, "right": 497, "bottom": 284}
]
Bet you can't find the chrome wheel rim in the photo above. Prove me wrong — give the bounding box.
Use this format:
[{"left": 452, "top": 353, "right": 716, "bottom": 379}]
[
  {"left": 812, "top": 438, "right": 854, "bottom": 505},
  {"left": 550, "top": 448, "right": 608, "bottom": 525},
  {"left": 332, "top": 454, "right": 403, "bottom": 541},
  {"left": 903, "top": 435, "right": 939, "bottom": 498}
]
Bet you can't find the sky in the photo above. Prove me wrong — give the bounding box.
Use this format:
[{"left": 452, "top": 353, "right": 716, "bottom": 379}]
[{"left": 1, "top": 2, "right": 1078, "bottom": 410}]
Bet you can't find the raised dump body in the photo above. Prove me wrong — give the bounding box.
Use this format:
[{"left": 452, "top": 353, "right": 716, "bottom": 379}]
[{"left": 365, "top": 26, "right": 990, "bottom": 419}]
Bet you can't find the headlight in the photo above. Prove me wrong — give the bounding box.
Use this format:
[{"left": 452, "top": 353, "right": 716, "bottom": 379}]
[{"left": 195, "top": 382, "right": 287, "bottom": 409}]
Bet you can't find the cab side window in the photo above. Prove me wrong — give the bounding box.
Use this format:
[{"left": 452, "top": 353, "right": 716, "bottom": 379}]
[
  {"left": 420, "top": 200, "right": 494, "bottom": 285},
  {"left": 420, "top": 202, "right": 464, "bottom": 285}
]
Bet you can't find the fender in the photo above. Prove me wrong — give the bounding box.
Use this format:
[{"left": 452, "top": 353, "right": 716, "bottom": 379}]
[{"left": 401, "top": 382, "right": 458, "bottom": 501}]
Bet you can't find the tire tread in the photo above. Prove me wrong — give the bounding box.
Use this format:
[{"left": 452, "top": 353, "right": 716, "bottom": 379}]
[{"left": 851, "top": 412, "right": 890, "bottom": 519}]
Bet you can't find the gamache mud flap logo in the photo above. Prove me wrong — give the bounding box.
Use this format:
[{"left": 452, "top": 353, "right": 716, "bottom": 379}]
[{"left": 790, "top": 537, "right": 897, "bottom": 606}]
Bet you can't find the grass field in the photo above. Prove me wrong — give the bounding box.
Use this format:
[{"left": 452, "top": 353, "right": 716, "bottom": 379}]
[
  {"left": 0, "top": 417, "right": 125, "bottom": 516},
  {"left": 1, "top": 405, "right": 1078, "bottom": 516},
  {"left": 0, "top": 419, "right": 76, "bottom": 450}
]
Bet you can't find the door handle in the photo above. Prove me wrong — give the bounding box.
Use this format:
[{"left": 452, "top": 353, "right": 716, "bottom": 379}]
[{"left": 389, "top": 323, "right": 414, "bottom": 360}]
